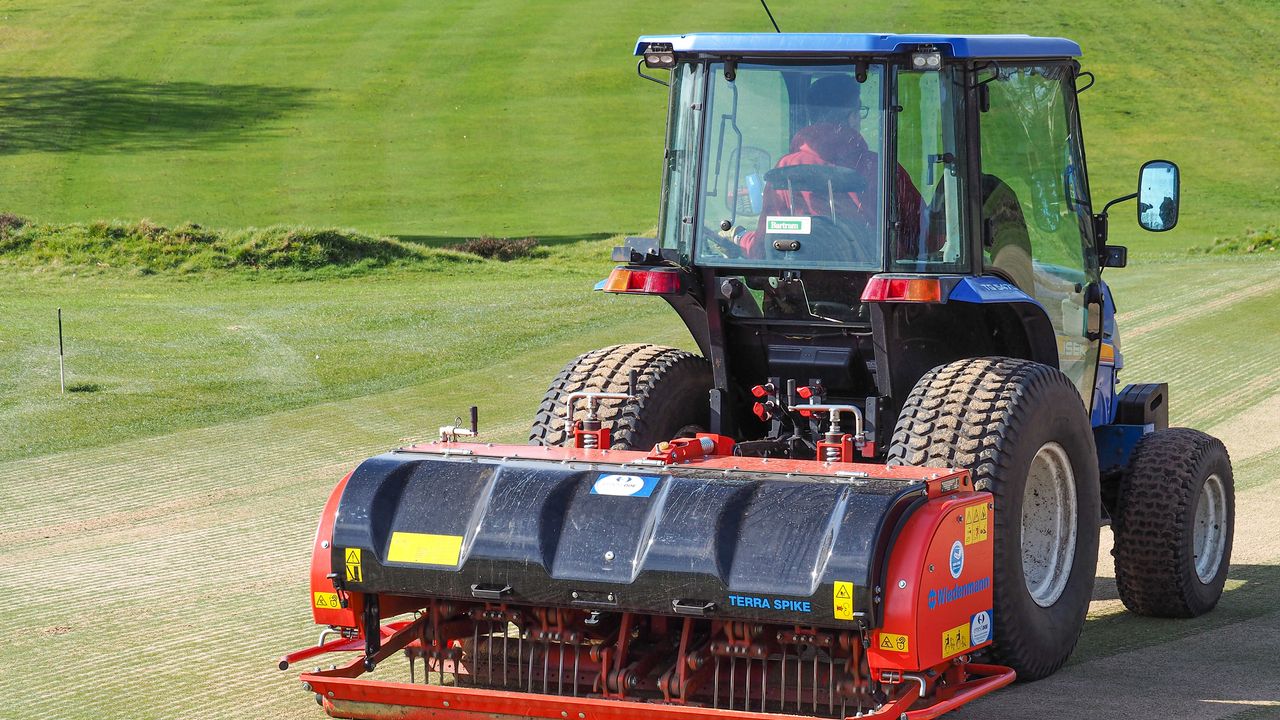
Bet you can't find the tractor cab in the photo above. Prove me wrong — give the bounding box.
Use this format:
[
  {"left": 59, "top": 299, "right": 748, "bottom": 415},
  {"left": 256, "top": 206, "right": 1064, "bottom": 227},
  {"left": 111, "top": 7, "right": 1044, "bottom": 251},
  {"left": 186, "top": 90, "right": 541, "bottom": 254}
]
[{"left": 614, "top": 33, "right": 1173, "bottom": 446}]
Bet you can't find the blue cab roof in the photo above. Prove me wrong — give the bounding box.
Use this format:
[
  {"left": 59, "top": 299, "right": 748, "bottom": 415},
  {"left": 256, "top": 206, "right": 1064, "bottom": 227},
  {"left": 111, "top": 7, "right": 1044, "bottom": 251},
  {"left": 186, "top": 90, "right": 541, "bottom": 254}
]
[{"left": 635, "top": 33, "right": 1081, "bottom": 59}]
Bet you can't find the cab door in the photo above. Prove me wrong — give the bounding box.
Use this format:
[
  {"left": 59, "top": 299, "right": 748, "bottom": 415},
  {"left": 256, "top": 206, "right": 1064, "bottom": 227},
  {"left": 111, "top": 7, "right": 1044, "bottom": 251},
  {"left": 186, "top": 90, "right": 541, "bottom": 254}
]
[{"left": 978, "top": 63, "right": 1100, "bottom": 405}]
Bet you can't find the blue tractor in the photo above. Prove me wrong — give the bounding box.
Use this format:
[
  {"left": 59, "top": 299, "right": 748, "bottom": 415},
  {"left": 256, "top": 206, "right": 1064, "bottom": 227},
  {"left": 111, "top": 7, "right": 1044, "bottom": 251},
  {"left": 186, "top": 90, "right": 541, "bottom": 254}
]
[{"left": 532, "top": 33, "right": 1234, "bottom": 682}]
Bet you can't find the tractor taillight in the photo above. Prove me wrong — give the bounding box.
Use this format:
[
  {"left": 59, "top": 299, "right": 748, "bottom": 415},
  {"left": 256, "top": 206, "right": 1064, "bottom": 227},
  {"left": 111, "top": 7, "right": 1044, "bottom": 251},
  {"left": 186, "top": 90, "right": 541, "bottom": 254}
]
[
  {"left": 861, "top": 276, "right": 943, "bottom": 303},
  {"left": 603, "top": 267, "right": 681, "bottom": 295}
]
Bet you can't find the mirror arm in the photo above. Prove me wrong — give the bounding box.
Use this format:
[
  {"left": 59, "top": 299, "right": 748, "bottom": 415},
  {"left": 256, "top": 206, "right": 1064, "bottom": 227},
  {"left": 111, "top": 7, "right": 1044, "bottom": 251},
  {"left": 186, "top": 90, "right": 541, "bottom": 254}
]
[
  {"left": 637, "top": 60, "right": 670, "bottom": 87},
  {"left": 1099, "top": 192, "right": 1138, "bottom": 217}
]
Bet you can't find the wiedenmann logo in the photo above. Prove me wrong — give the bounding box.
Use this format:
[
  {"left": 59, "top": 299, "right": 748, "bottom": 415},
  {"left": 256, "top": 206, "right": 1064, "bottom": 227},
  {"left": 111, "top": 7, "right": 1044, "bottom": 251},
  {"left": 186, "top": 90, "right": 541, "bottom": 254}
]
[{"left": 927, "top": 577, "right": 991, "bottom": 610}]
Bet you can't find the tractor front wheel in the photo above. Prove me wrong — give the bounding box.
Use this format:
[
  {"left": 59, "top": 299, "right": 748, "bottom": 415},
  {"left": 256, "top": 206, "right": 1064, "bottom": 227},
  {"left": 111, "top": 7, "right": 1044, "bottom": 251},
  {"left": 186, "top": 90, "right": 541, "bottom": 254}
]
[
  {"left": 887, "top": 357, "right": 1100, "bottom": 681},
  {"left": 1112, "top": 428, "right": 1234, "bottom": 617},
  {"left": 529, "top": 344, "right": 711, "bottom": 450}
]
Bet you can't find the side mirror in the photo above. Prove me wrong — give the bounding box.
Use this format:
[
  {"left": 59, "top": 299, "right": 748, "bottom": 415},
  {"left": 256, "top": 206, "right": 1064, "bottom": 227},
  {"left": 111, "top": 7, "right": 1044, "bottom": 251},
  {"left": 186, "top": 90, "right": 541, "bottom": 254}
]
[{"left": 1137, "top": 160, "right": 1179, "bottom": 232}]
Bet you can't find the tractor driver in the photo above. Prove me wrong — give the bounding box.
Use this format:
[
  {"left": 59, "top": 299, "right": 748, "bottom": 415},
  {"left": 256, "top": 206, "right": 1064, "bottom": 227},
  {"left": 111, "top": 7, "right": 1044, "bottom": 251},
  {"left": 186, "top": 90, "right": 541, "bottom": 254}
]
[{"left": 735, "top": 74, "right": 923, "bottom": 260}]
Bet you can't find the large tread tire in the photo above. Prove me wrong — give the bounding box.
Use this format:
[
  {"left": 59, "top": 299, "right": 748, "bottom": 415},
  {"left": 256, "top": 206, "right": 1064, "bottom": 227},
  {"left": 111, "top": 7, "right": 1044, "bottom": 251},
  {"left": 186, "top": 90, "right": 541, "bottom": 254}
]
[
  {"left": 887, "top": 357, "right": 1100, "bottom": 681},
  {"left": 1112, "top": 428, "right": 1234, "bottom": 618},
  {"left": 529, "top": 344, "right": 711, "bottom": 450}
]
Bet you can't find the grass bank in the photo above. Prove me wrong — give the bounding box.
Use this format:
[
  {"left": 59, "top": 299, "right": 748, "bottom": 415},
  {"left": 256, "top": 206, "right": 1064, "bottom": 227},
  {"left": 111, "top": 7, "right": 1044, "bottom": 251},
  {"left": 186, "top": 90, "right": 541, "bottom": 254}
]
[
  {"left": 0, "top": 0, "right": 1272, "bottom": 253},
  {"left": 0, "top": 216, "right": 481, "bottom": 276}
]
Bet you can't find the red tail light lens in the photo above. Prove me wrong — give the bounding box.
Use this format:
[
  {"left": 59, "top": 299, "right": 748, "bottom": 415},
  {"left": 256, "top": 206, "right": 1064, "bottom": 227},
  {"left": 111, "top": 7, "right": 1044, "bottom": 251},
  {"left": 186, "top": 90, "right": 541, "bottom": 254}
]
[
  {"left": 861, "top": 276, "right": 943, "bottom": 303},
  {"left": 603, "top": 267, "right": 682, "bottom": 295}
]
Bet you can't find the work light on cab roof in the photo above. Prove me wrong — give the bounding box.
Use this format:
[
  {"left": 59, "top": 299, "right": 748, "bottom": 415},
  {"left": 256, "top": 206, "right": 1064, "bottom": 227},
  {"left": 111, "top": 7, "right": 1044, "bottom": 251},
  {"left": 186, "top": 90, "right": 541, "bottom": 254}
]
[{"left": 283, "top": 28, "right": 1233, "bottom": 720}]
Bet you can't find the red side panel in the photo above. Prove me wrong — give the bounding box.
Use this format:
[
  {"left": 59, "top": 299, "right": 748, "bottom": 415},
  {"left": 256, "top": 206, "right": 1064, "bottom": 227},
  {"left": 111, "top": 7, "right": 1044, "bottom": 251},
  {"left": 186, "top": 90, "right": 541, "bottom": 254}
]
[
  {"left": 869, "top": 491, "right": 994, "bottom": 673},
  {"left": 311, "top": 471, "right": 361, "bottom": 628}
]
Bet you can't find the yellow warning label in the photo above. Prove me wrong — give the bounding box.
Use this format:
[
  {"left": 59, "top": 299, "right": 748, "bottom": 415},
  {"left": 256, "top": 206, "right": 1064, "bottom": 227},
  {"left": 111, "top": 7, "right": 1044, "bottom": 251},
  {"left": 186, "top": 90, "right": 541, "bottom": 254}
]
[
  {"left": 387, "top": 532, "right": 464, "bottom": 567},
  {"left": 878, "top": 633, "right": 910, "bottom": 654},
  {"left": 964, "top": 504, "right": 989, "bottom": 545},
  {"left": 344, "top": 547, "right": 363, "bottom": 583},
  {"left": 833, "top": 581, "right": 854, "bottom": 620},
  {"left": 941, "top": 622, "right": 971, "bottom": 657},
  {"left": 313, "top": 591, "right": 341, "bottom": 610}
]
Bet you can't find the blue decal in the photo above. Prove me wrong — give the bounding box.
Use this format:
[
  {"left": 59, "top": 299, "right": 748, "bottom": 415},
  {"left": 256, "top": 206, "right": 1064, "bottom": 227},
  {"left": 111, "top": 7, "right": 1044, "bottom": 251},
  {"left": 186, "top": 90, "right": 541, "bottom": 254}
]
[
  {"left": 947, "top": 276, "right": 1042, "bottom": 306},
  {"left": 728, "top": 594, "right": 812, "bottom": 613},
  {"left": 970, "top": 610, "right": 993, "bottom": 645},
  {"left": 927, "top": 577, "right": 992, "bottom": 610},
  {"left": 949, "top": 540, "right": 965, "bottom": 578},
  {"left": 591, "top": 474, "right": 660, "bottom": 498}
]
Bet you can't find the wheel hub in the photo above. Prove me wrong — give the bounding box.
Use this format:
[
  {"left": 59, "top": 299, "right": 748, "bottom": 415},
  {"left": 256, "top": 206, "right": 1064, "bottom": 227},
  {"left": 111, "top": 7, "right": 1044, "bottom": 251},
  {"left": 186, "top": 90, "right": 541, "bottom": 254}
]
[
  {"left": 1021, "top": 442, "right": 1078, "bottom": 608},
  {"left": 1193, "top": 473, "right": 1227, "bottom": 584}
]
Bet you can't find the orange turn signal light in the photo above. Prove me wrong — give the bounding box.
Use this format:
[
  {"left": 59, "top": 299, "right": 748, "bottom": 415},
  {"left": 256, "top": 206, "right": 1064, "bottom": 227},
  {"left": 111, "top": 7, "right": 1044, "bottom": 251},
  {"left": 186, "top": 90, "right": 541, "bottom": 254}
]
[{"left": 861, "top": 276, "right": 943, "bottom": 303}]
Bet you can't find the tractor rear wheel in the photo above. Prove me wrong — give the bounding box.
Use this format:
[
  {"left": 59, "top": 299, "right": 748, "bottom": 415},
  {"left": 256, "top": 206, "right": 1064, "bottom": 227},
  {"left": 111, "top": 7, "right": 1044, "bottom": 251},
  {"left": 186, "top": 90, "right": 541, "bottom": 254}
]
[
  {"left": 1112, "top": 428, "right": 1234, "bottom": 617},
  {"left": 529, "top": 344, "right": 711, "bottom": 450},
  {"left": 887, "top": 357, "right": 1100, "bottom": 681}
]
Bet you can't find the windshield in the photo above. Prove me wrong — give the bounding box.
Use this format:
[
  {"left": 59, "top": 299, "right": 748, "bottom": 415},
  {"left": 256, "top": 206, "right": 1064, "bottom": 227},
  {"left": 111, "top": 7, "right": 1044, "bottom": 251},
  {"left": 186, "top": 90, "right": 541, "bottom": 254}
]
[{"left": 692, "top": 62, "right": 887, "bottom": 271}]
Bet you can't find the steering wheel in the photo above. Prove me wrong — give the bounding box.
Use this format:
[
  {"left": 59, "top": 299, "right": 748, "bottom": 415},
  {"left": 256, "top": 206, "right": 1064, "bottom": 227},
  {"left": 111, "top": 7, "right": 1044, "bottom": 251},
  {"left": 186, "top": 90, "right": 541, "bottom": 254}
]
[
  {"left": 763, "top": 164, "right": 867, "bottom": 195},
  {"left": 699, "top": 225, "right": 743, "bottom": 259}
]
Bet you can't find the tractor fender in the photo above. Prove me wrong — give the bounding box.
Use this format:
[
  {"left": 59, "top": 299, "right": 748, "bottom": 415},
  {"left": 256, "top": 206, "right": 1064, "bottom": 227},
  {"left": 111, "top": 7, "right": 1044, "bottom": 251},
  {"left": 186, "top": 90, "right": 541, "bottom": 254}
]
[
  {"left": 869, "top": 278, "right": 1058, "bottom": 419},
  {"left": 946, "top": 277, "right": 1059, "bottom": 369}
]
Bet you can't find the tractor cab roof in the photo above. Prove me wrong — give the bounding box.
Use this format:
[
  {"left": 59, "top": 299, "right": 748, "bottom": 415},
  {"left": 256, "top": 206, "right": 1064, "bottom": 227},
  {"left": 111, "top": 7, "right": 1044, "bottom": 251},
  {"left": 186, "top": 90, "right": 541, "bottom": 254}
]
[{"left": 635, "top": 33, "right": 1081, "bottom": 59}]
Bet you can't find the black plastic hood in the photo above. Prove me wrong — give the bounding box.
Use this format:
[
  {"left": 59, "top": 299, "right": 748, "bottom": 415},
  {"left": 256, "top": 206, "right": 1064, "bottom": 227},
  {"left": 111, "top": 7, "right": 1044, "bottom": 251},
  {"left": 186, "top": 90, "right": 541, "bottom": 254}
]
[{"left": 331, "top": 450, "right": 924, "bottom": 629}]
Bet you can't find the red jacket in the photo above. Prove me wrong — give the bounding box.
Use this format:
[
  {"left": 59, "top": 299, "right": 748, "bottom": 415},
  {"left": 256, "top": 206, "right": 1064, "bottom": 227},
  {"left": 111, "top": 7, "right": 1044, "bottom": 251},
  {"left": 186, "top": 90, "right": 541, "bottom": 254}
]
[{"left": 738, "top": 124, "right": 925, "bottom": 260}]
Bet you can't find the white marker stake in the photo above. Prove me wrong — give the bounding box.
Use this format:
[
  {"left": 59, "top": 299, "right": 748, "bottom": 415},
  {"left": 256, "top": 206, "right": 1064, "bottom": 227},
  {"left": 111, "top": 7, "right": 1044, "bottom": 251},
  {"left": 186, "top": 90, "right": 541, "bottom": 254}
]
[{"left": 58, "top": 308, "right": 65, "bottom": 394}]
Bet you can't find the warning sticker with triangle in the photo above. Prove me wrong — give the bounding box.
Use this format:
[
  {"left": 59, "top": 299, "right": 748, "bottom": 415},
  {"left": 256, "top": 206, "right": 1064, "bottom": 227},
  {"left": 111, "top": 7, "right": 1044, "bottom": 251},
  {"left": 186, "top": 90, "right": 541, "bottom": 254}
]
[
  {"left": 344, "top": 547, "right": 362, "bottom": 583},
  {"left": 832, "top": 581, "right": 854, "bottom": 620},
  {"left": 878, "top": 633, "right": 909, "bottom": 653}
]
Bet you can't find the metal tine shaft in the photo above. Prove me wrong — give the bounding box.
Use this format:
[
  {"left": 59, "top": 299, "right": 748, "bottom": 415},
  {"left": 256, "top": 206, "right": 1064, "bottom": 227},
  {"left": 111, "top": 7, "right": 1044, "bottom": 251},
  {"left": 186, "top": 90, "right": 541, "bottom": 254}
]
[
  {"left": 729, "top": 655, "right": 736, "bottom": 711},
  {"left": 780, "top": 646, "right": 787, "bottom": 712},
  {"left": 796, "top": 650, "right": 802, "bottom": 713},
  {"left": 812, "top": 651, "right": 818, "bottom": 715},
  {"left": 745, "top": 657, "right": 751, "bottom": 710},
  {"left": 573, "top": 644, "right": 580, "bottom": 697},
  {"left": 713, "top": 658, "right": 720, "bottom": 709},
  {"left": 518, "top": 630, "right": 524, "bottom": 690},
  {"left": 558, "top": 639, "right": 566, "bottom": 696},
  {"left": 528, "top": 636, "right": 537, "bottom": 693},
  {"left": 828, "top": 654, "right": 834, "bottom": 716},
  {"left": 487, "top": 621, "right": 494, "bottom": 687},
  {"left": 409, "top": 653, "right": 415, "bottom": 684},
  {"left": 542, "top": 639, "right": 549, "bottom": 695},
  {"left": 761, "top": 654, "right": 767, "bottom": 713},
  {"left": 470, "top": 621, "right": 479, "bottom": 687},
  {"left": 503, "top": 624, "right": 509, "bottom": 687}
]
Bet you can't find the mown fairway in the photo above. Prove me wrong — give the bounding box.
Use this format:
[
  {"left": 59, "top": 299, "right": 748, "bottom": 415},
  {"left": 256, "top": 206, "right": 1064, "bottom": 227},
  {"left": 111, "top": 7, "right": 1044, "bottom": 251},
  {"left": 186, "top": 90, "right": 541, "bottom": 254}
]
[
  {"left": 5, "top": 253, "right": 1280, "bottom": 720},
  {"left": 1, "top": 0, "right": 1278, "bottom": 719}
]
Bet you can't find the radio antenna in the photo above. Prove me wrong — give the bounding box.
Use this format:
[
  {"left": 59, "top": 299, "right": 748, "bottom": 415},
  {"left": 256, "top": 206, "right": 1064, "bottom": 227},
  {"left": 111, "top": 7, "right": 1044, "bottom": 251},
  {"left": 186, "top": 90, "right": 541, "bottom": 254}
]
[{"left": 760, "top": 0, "right": 781, "bottom": 32}]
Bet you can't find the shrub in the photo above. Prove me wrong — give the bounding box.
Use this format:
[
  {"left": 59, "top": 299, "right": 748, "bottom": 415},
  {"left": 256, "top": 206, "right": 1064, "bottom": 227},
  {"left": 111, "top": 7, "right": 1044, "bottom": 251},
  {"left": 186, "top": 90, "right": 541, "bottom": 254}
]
[
  {"left": 1196, "top": 226, "right": 1280, "bottom": 255},
  {"left": 449, "top": 235, "right": 541, "bottom": 261}
]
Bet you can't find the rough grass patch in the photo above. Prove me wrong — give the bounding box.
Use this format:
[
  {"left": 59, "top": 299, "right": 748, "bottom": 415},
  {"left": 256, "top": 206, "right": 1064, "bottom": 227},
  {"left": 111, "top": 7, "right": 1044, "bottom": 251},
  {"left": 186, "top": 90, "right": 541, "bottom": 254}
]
[
  {"left": 0, "top": 219, "right": 481, "bottom": 275},
  {"left": 449, "top": 236, "right": 542, "bottom": 261},
  {"left": 1195, "top": 226, "right": 1280, "bottom": 255}
]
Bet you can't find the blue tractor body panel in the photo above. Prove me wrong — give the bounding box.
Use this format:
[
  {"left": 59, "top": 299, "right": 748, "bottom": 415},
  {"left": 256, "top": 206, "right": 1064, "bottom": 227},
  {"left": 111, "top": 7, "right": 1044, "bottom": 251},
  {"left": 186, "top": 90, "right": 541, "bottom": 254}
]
[{"left": 635, "top": 33, "right": 1081, "bottom": 59}]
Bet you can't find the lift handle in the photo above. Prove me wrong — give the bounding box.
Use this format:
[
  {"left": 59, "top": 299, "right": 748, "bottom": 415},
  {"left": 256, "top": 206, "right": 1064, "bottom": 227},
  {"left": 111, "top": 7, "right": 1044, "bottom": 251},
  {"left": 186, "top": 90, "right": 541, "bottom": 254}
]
[{"left": 671, "top": 599, "right": 718, "bottom": 617}]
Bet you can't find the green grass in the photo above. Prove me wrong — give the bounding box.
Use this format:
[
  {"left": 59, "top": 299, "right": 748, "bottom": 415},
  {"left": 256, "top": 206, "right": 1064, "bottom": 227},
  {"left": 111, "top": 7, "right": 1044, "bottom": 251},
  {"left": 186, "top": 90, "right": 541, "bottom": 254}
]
[
  {"left": 0, "top": 2, "right": 1277, "bottom": 718},
  {"left": 0, "top": 235, "right": 688, "bottom": 461},
  {"left": 0, "top": 0, "right": 1273, "bottom": 253}
]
